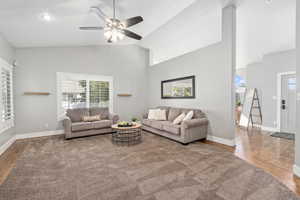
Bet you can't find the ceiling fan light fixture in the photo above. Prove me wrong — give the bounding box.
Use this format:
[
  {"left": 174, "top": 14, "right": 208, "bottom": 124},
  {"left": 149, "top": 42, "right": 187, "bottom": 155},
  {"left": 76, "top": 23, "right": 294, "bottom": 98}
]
[
  {"left": 79, "top": 1, "right": 143, "bottom": 43},
  {"left": 104, "top": 27, "right": 124, "bottom": 42}
]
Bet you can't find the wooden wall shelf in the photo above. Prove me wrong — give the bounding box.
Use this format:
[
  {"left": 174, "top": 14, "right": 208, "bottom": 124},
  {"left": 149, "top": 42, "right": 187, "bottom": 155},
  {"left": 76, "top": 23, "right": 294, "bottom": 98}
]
[
  {"left": 24, "top": 92, "right": 50, "bottom": 96},
  {"left": 117, "top": 94, "right": 132, "bottom": 97}
]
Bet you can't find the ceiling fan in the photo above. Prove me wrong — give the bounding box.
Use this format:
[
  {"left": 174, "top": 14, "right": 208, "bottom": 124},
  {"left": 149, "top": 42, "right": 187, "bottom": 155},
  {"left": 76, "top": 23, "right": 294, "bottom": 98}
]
[{"left": 79, "top": 0, "right": 144, "bottom": 43}]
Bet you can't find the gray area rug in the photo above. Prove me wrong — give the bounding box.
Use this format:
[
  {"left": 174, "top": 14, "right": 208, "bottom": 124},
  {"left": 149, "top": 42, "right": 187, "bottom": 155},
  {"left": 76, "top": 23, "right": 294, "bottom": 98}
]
[
  {"left": 271, "top": 132, "right": 295, "bottom": 140},
  {"left": 0, "top": 132, "right": 299, "bottom": 200}
]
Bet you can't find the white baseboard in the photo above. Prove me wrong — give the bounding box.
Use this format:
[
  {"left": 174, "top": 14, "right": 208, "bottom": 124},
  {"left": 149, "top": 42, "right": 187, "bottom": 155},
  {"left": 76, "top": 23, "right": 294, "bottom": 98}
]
[
  {"left": 252, "top": 125, "right": 279, "bottom": 132},
  {"left": 0, "top": 130, "right": 64, "bottom": 156},
  {"left": 260, "top": 126, "right": 279, "bottom": 132},
  {"left": 16, "top": 130, "right": 64, "bottom": 140},
  {"left": 293, "top": 164, "right": 300, "bottom": 177},
  {"left": 207, "top": 135, "right": 235, "bottom": 147},
  {"left": 0, "top": 135, "right": 16, "bottom": 156}
]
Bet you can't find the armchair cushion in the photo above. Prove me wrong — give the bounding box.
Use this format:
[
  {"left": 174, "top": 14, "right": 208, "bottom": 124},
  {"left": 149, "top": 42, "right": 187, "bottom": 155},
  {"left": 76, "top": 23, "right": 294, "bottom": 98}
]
[
  {"left": 71, "top": 122, "right": 93, "bottom": 132},
  {"left": 92, "top": 120, "right": 112, "bottom": 129},
  {"left": 182, "top": 118, "right": 209, "bottom": 129}
]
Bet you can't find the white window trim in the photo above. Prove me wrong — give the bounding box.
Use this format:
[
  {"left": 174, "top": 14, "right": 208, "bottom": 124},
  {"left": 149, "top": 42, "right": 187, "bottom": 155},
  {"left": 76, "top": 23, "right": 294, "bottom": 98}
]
[
  {"left": 56, "top": 72, "right": 114, "bottom": 121},
  {"left": 0, "top": 57, "right": 14, "bottom": 133}
]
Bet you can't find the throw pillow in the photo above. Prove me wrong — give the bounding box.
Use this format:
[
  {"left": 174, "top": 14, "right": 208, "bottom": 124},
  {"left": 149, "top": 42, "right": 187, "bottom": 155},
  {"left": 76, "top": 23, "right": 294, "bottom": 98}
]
[
  {"left": 148, "top": 109, "right": 160, "bottom": 120},
  {"left": 148, "top": 109, "right": 167, "bottom": 120},
  {"left": 156, "top": 109, "right": 167, "bottom": 121},
  {"left": 183, "top": 111, "right": 194, "bottom": 121},
  {"left": 173, "top": 113, "right": 186, "bottom": 125},
  {"left": 82, "top": 115, "right": 101, "bottom": 122}
]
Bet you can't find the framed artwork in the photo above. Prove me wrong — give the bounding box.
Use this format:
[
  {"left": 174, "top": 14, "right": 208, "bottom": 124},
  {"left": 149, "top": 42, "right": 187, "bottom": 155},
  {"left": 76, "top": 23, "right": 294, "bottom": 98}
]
[{"left": 161, "top": 76, "right": 195, "bottom": 99}]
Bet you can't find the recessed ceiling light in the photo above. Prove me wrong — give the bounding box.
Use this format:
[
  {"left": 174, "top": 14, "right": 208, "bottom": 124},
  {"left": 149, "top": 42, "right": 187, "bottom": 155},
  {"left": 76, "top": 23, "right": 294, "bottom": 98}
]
[{"left": 40, "top": 12, "right": 54, "bottom": 22}]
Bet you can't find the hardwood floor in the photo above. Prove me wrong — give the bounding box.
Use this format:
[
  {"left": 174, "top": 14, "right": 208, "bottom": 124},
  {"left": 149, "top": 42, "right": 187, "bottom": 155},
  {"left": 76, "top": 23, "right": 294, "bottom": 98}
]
[
  {"left": 0, "top": 128, "right": 300, "bottom": 196},
  {"left": 0, "top": 140, "right": 27, "bottom": 185},
  {"left": 203, "top": 127, "right": 300, "bottom": 196}
]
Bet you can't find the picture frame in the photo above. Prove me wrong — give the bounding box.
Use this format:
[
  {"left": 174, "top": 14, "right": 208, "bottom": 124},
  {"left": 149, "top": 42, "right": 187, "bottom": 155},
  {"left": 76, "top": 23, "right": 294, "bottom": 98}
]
[{"left": 161, "top": 76, "right": 195, "bottom": 99}]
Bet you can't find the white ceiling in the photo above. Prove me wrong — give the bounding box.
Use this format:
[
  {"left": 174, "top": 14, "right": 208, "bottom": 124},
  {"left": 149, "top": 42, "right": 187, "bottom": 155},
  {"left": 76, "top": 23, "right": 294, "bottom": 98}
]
[
  {"left": 236, "top": 0, "right": 296, "bottom": 68},
  {"left": 0, "top": 0, "right": 296, "bottom": 68},
  {"left": 0, "top": 0, "right": 197, "bottom": 47},
  {"left": 139, "top": 0, "right": 223, "bottom": 65}
]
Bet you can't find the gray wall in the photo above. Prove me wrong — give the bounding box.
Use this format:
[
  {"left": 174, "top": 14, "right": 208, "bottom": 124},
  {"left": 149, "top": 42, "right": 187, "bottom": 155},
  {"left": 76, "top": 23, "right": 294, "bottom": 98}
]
[
  {"left": 146, "top": 6, "right": 236, "bottom": 141},
  {"left": 246, "top": 50, "right": 296, "bottom": 129},
  {"left": 15, "top": 45, "right": 149, "bottom": 134},
  {"left": 0, "top": 34, "right": 16, "bottom": 146}
]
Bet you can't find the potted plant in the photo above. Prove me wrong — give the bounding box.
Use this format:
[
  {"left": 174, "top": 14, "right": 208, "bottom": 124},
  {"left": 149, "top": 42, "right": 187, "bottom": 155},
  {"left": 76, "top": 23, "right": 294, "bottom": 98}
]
[{"left": 131, "top": 117, "right": 138, "bottom": 122}]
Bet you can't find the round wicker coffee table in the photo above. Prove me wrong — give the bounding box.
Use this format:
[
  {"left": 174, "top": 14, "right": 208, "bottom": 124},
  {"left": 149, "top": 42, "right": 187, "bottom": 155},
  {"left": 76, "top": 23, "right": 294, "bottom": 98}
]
[{"left": 111, "top": 123, "right": 142, "bottom": 145}]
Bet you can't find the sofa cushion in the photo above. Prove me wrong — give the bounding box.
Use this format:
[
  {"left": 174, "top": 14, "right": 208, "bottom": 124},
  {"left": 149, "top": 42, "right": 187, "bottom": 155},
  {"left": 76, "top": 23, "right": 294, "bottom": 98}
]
[
  {"left": 90, "top": 107, "right": 109, "bottom": 119},
  {"left": 71, "top": 122, "right": 93, "bottom": 132},
  {"left": 168, "top": 108, "right": 181, "bottom": 121},
  {"left": 142, "top": 119, "right": 153, "bottom": 127},
  {"left": 142, "top": 119, "right": 167, "bottom": 130},
  {"left": 162, "top": 122, "right": 181, "bottom": 135},
  {"left": 92, "top": 120, "right": 112, "bottom": 129},
  {"left": 151, "top": 120, "right": 165, "bottom": 130},
  {"left": 67, "top": 108, "right": 89, "bottom": 123}
]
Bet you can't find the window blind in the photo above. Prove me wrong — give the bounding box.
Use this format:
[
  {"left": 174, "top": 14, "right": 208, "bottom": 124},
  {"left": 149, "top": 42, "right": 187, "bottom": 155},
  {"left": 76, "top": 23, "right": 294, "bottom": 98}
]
[
  {"left": 89, "top": 81, "right": 109, "bottom": 108},
  {"left": 0, "top": 58, "right": 14, "bottom": 132},
  {"left": 61, "top": 79, "right": 87, "bottom": 112},
  {"left": 57, "top": 72, "right": 113, "bottom": 120}
]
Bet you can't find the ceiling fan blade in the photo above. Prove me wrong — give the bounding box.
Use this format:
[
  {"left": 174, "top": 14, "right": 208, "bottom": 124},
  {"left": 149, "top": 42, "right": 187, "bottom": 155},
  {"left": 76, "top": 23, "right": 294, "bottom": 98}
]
[
  {"left": 122, "top": 29, "right": 142, "bottom": 40},
  {"left": 90, "top": 6, "right": 111, "bottom": 23},
  {"left": 123, "top": 16, "right": 143, "bottom": 28},
  {"left": 79, "top": 26, "right": 104, "bottom": 30}
]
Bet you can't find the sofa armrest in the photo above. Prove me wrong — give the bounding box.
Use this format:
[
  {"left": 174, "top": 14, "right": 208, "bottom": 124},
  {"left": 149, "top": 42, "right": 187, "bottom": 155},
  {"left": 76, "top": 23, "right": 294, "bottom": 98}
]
[
  {"left": 63, "top": 117, "right": 72, "bottom": 139},
  {"left": 182, "top": 118, "right": 209, "bottom": 129},
  {"left": 142, "top": 113, "right": 148, "bottom": 119},
  {"left": 109, "top": 113, "right": 119, "bottom": 124}
]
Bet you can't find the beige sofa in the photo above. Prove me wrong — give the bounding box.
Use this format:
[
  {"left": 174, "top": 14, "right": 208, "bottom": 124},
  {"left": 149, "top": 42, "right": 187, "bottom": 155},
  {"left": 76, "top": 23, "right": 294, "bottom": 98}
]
[
  {"left": 142, "top": 106, "right": 208, "bottom": 144},
  {"left": 63, "top": 107, "right": 119, "bottom": 139}
]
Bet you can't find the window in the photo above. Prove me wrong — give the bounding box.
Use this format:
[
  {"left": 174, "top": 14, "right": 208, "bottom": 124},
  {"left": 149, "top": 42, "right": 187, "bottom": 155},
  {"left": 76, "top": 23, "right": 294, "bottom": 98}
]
[
  {"left": 0, "top": 58, "right": 14, "bottom": 132},
  {"left": 57, "top": 72, "right": 113, "bottom": 120}
]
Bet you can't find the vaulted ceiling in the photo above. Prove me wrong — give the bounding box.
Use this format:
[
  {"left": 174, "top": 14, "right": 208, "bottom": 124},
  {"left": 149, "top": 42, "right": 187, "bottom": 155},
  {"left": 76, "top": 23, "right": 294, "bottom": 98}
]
[
  {"left": 0, "top": 0, "right": 296, "bottom": 68},
  {"left": 0, "top": 0, "right": 197, "bottom": 47}
]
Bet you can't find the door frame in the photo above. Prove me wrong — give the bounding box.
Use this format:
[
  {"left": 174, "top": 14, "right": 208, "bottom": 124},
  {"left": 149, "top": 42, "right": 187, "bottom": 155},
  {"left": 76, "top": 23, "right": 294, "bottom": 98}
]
[{"left": 276, "top": 71, "right": 296, "bottom": 131}]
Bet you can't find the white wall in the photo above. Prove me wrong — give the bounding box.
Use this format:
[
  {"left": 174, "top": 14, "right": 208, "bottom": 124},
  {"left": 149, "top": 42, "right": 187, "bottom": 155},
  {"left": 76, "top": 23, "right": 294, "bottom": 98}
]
[
  {"left": 15, "top": 45, "right": 149, "bottom": 135},
  {"left": 294, "top": 0, "right": 300, "bottom": 174},
  {"left": 139, "top": 0, "right": 222, "bottom": 65},
  {"left": 236, "top": 68, "right": 246, "bottom": 81},
  {"left": 246, "top": 50, "right": 296, "bottom": 130},
  {"left": 146, "top": 6, "right": 236, "bottom": 143},
  {"left": 0, "top": 34, "right": 16, "bottom": 147}
]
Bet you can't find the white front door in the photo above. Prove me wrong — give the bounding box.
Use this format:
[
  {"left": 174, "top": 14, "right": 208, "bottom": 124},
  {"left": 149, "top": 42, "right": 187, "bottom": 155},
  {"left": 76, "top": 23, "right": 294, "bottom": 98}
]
[{"left": 280, "top": 74, "right": 296, "bottom": 133}]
